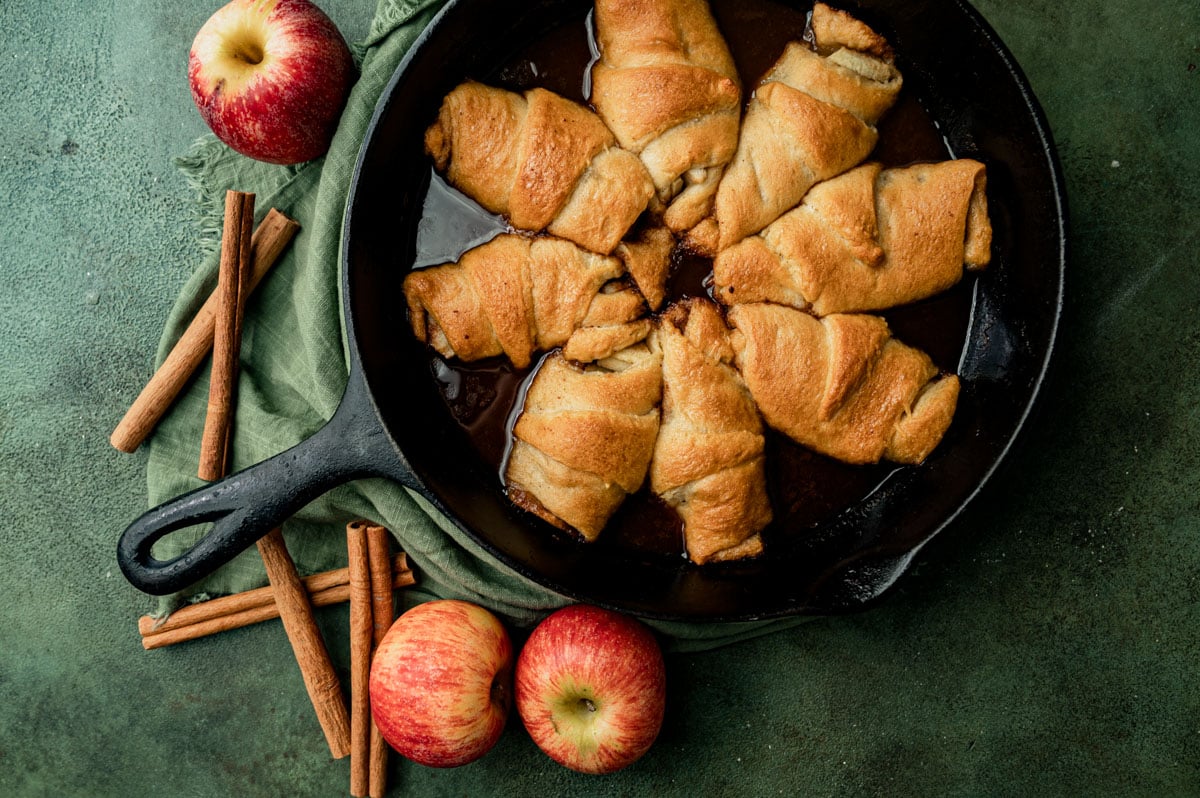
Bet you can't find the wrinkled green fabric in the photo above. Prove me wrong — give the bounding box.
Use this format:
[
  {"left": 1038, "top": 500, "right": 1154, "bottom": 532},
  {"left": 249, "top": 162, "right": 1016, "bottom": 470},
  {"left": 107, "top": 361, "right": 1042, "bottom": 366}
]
[{"left": 145, "top": 0, "right": 803, "bottom": 651}]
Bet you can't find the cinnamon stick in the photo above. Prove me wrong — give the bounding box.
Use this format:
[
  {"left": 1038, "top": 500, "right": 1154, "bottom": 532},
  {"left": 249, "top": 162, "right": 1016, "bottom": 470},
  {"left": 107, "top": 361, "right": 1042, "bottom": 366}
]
[
  {"left": 366, "top": 524, "right": 395, "bottom": 798},
  {"left": 366, "top": 525, "right": 397, "bottom": 646},
  {"left": 198, "top": 190, "right": 255, "bottom": 480},
  {"left": 139, "top": 571, "right": 416, "bottom": 650},
  {"left": 137, "top": 553, "right": 411, "bottom": 643},
  {"left": 159, "top": 195, "right": 350, "bottom": 754},
  {"left": 258, "top": 528, "right": 353, "bottom": 760},
  {"left": 110, "top": 207, "right": 300, "bottom": 453},
  {"left": 169, "top": 197, "right": 348, "bottom": 757},
  {"left": 348, "top": 522, "right": 373, "bottom": 797}
]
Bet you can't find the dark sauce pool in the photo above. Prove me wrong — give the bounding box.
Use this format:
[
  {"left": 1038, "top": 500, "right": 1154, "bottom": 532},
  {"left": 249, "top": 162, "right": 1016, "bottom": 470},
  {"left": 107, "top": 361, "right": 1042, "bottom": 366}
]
[{"left": 411, "top": 0, "right": 977, "bottom": 563}]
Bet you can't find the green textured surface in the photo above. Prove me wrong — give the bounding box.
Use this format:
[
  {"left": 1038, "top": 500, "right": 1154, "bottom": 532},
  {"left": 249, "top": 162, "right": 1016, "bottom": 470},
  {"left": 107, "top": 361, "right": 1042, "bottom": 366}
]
[{"left": 0, "top": 0, "right": 1197, "bottom": 796}]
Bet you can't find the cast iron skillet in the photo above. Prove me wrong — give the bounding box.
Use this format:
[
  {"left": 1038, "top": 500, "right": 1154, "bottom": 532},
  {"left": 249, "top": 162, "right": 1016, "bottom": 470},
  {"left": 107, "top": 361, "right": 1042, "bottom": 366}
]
[{"left": 118, "top": 0, "right": 1066, "bottom": 621}]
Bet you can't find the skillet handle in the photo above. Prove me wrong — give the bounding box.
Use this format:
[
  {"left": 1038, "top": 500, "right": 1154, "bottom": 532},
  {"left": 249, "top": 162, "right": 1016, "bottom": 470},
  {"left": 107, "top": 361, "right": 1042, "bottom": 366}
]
[{"left": 117, "top": 374, "right": 417, "bottom": 596}]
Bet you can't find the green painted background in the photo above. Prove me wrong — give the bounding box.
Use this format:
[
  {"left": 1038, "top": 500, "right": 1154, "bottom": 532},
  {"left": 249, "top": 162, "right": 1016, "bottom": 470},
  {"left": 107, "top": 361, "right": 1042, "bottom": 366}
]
[{"left": 1, "top": 0, "right": 1197, "bottom": 795}]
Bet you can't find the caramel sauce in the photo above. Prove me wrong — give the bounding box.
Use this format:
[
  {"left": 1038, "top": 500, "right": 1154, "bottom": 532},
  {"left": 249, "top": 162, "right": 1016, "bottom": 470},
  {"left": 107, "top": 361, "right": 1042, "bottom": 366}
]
[{"left": 412, "top": 0, "right": 971, "bottom": 563}]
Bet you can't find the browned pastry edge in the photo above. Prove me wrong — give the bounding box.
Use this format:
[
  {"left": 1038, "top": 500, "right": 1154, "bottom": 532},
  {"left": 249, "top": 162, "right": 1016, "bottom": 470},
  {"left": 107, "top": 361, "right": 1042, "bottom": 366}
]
[
  {"left": 506, "top": 486, "right": 572, "bottom": 534},
  {"left": 615, "top": 225, "right": 676, "bottom": 310},
  {"left": 811, "top": 1, "right": 895, "bottom": 60}
]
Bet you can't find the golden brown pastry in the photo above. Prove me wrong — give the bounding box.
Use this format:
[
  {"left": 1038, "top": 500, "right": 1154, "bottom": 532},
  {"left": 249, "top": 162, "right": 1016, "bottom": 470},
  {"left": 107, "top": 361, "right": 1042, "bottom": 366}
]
[
  {"left": 713, "top": 160, "right": 992, "bottom": 315},
  {"left": 727, "top": 303, "right": 959, "bottom": 465},
  {"left": 403, "top": 234, "right": 648, "bottom": 368},
  {"left": 505, "top": 344, "right": 663, "bottom": 541},
  {"left": 424, "top": 81, "right": 655, "bottom": 254},
  {"left": 692, "top": 2, "right": 903, "bottom": 253},
  {"left": 613, "top": 226, "right": 675, "bottom": 311},
  {"left": 650, "top": 300, "right": 771, "bottom": 564},
  {"left": 590, "top": 0, "right": 741, "bottom": 233},
  {"left": 561, "top": 283, "right": 654, "bottom": 363}
]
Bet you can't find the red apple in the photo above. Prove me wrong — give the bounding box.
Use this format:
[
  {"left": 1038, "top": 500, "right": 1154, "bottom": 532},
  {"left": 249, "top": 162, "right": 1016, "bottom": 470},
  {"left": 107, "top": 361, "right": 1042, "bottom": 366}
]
[
  {"left": 188, "top": 0, "right": 354, "bottom": 165},
  {"left": 369, "top": 599, "right": 513, "bottom": 768},
  {"left": 515, "top": 604, "right": 666, "bottom": 774}
]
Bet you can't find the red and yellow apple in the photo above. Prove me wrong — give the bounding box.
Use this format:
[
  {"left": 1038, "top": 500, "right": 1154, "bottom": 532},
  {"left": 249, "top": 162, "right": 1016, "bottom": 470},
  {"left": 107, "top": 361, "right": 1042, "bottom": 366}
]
[
  {"left": 515, "top": 604, "right": 666, "bottom": 774},
  {"left": 188, "top": 0, "right": 354, "bottom": 164},
  {"left": 369, "top": 599, "right": 513, "bottom": 768}
]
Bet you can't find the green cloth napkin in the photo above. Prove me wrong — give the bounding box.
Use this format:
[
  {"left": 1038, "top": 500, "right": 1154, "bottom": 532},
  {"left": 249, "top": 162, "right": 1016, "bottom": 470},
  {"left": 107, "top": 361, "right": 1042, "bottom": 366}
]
[{"left": 145, "top": 0, "right": 803, "bottom": 652}]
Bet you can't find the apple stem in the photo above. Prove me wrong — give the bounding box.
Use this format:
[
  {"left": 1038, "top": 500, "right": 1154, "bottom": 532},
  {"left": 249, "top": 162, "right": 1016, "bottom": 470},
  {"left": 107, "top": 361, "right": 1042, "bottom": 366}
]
[
  {"left": 491, "top": 676, "right": 510, "bottom": 712},
  {"left": 233, "top": 42, "right": 265, "bottom": 65},
  {"left": 580, "top": 698, "right": 597, "bottom": 713}
]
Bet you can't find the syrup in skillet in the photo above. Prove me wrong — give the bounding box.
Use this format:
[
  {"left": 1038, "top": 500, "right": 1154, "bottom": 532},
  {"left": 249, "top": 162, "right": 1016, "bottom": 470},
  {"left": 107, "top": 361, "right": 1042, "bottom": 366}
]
[{"left": 412, "top": 0, "right": 973, "bottom": 562}]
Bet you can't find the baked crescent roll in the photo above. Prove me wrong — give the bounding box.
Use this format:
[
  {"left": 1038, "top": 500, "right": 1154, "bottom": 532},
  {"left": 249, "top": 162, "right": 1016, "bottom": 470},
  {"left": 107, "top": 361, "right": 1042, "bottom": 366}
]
[
  {"left": 650, "top": 299, "right": 771, "bottom": 564},
  {"left": 590, "top": 0, "right": 741, "bottom": 233},
  {"left": 713, "top": 160, "right": 992, "bottom": 315},
  {"left": 506, "top": 344, "right": 663, "bottom": 541},
  {"left": 403, "top": 234, "right": 649, "bottom": 368},
  {"left": 693, "top": 2, "right": 902, "bottom": 253},
  {"left": 424, "top": 81, "right": 655, "bottom": 254},
  {"left": 727, "top": 304, "right": 959, "bottom": 465}
]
